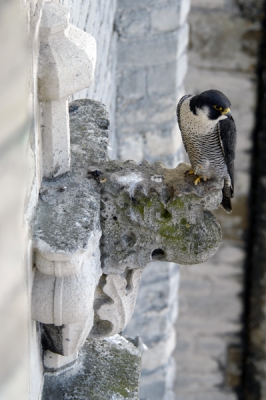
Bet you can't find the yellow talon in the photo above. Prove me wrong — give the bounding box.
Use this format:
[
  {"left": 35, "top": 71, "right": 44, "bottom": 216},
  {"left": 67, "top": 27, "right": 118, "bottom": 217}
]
[
  {"left": 194, "top": 176, "right": 202, "bottom": 185},
  {"left": 187, "top": 170, "right": 195, "bottom": 175}
]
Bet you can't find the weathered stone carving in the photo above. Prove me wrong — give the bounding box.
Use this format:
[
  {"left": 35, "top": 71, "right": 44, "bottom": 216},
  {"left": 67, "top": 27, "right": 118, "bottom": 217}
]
[
  {"left": 91, "top": 270, "right": 143, "bottom": 338},
  {"left": 98, "top": 161, "right": 222, "bottom": 273},
  {"left": 32, "top": 100, "right": 223, "bottom": 369},
  {"left": 38, "top": 2, "right": 96, "bottom": 178},
  {"left": 32, "top": 100, "right": 108, "bottom": 366}
]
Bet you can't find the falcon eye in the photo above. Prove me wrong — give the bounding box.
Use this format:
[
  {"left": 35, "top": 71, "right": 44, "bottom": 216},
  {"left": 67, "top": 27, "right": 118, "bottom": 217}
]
[{"left": 213, "top": 105, "right": 223, "bottom": 111}]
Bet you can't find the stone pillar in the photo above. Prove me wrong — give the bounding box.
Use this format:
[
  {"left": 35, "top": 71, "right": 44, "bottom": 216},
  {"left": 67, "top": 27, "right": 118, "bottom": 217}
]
[
  {"left": 115, "top": 0, "right": 189, "bottom": 167},
  {"left": 59, "top": 0, "right": 118, "bottom": 159},
  {"left": 115, "top": 1, "right": 190, "bottom": 398},
  {"left": 38, "top": 2, "right": 96, "bottom": 178}
]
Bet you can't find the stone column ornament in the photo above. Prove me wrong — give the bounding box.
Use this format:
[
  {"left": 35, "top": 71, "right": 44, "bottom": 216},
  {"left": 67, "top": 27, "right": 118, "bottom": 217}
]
[
  {"left": 32, "top": 100, "right": 222, "bottom": 370},
  {"left": 38, "top": 2, "right": 96, "bottom": 178}
]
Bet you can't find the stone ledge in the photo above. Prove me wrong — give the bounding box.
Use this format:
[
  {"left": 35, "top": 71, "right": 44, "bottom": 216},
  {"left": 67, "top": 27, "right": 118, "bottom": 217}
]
[
  {"left": 32, "top": 99, "right": 223, "bottom": 355},
  {"left": 97, "top": 159, "right": 223, "bottom": 274},
  {"left": 42, "top": 335, "right": 141, "bottom": 400}
]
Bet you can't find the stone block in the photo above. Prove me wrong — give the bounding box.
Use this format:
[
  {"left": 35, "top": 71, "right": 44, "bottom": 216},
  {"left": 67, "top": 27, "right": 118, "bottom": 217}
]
[
  {"left": 116, "top": 95, "right": 177, "bottom": 130},
  {"left": 41, "top": 99, "right": 70, "bottom": 178},
  {"left": 188, "top": 11, "right": 255, "bottom": 72},
  {"left": 145, "top": 125, "right": 182, "bottom": 159},
  {"left": 124, "top": 286, "right": 176, "bottom": 344},
  {"left": 138, "top": 261, "right": 179, "bottom": 286},
  {"left": 38, "top": 2, "right": 97, "bottom": 177},
  {"left": 117, "top": 32, "right": 178, "bottom": 68},
  {"left": 142, "top": 328, "right": 176, "bottom": 371},
  {"left": 123, "top": 262, "right": 179, "bottom": 362},
  {"left": 174, "top": 372, "right": 224, "bottom": 394},
  {"left": 118, "top": 133, "right": 144, "bottom": 163},
  {"left": 118, "top": 68, "right": 147, "bottom": 100},
  {"left": 151, "top": 5, "right": 179, "bottom": 33},
  {"left": 116, "top": 9, "right": 150, "bottom": 36},
  {"left": 44, "top": 350, "right": 78, "bottom": 372},
  {"left": 42, "top": 335, "right": 141, "bottom": 400},
  {"left": 179, "top": 0, "right": 191, "bottom": 26},
  {"left": 38, "top": 7, "right": 96, "bottom": 101},
  {"left": 174, "top": 391, "right": 236, "bottom": 400},
  {"left": 147, "top": 62, "right": 177, "bottom": 96},
  {"left": 177, "top": 52, "right": 188, "bottom": 88},
  {"left": 117, "top": 0, "right": 172, "bottom": 11},
  {"left": 140, "top": 357, "right": 175, "bottom": 400},
  {"left": 177, "top": 23, "right": 189, "bottom": 58}
]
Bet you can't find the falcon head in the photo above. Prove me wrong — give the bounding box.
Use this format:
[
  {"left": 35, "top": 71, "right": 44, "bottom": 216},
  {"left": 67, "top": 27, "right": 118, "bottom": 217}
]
[{"left": 190, "top": 89, "right": 233, "bottom": 121}]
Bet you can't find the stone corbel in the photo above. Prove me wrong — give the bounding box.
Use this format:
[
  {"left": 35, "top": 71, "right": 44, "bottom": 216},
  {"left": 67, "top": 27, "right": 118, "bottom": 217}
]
[
  {"left": 38, "top": 2, "right": 96, "bottom": 178},
  {"left": 32, "top": 100, "right": 223, "bottom": 370}
]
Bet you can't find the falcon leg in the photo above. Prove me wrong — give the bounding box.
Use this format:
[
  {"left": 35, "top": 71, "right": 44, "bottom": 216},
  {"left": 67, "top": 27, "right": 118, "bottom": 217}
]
[
  {"left": 194, "top": 176, "right": 202, "bottom": 185},
  {"left": 194, "top": 176, "right": 209, "bottom": 185}
]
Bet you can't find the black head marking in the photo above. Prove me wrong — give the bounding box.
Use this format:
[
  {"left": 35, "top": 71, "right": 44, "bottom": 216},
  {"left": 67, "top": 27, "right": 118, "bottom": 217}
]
[{"left": 190, "top": 89, "right": 231, "bottom": 120}]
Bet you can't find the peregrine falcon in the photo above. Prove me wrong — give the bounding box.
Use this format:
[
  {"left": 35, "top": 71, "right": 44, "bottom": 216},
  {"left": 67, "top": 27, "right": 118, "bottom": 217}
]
[{"left": 177, "top": 89, "right": 237, "bottom": 213}]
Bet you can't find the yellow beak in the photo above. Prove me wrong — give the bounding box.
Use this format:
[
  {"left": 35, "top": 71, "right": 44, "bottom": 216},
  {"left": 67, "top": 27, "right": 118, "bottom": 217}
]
[{"left": 222, "top": 107, "right": 230, "bottom": 115}]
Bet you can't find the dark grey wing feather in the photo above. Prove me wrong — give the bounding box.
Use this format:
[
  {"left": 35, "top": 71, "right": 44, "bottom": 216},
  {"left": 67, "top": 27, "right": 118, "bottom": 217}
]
[
  {"left": 218, "top": 116, "right": 237, "bottom": 196},
  {"left": 176, "top": 95, "right": 191, "bottom": 153}
]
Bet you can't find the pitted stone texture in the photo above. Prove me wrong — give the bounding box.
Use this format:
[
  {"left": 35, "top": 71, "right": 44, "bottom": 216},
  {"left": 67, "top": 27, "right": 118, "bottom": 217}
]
[
  {"left": 34, "top": 99, "right": 109, "bottom": 254},
  {"left": 33, "top": 99, "right": 223, "bottom": 357},
  {"left": 32, "top": 100, "right": 109, "bottom": 355},
  {"left": 69, "top": 99, "right": 110, "bottom": 166},
  {"left": 42, "top": 335, "right": 141, "bottom": 400},
  {"left": 98, "top": 160, "right": 222, "bottom": 274}
]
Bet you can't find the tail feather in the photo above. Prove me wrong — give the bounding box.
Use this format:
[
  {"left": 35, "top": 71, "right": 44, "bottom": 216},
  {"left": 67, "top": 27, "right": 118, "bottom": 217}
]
[{"left": 221, "top": 177, "right": 232, "bottom": 213}]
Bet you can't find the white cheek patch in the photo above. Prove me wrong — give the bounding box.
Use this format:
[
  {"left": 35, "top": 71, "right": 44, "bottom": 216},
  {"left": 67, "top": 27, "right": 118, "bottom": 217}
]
[{"left": 196, "top": 106, "right": 210, "bottom": 120}]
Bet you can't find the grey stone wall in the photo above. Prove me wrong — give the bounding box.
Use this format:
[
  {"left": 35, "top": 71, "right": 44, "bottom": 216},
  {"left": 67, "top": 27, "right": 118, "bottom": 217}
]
[
  {"left": 124, "top": 262, "right": 180, "bottom": 400},
  {"left": 117, "top": 1, "right": 191, "bottom": 399},
  {"left": 115, "top": 0, "right": 189, "bottom": 167},
  {"left": 60, "top": 0, "right": 118, "bottom": 158},
  {"left": 173, "top": 0, "right": 259, "bottom": 398}
]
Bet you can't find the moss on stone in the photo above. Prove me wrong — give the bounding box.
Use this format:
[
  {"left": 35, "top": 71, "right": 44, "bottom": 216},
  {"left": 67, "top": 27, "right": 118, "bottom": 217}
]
[
  {"left": 161, "top": 208, "right": 172, "bottom": 220},
  {"left": 42, "top": 336, "right": 141, "bottom": 400},
  {"left": 171, "top": 197, "right": 185, "bottom": 209}
]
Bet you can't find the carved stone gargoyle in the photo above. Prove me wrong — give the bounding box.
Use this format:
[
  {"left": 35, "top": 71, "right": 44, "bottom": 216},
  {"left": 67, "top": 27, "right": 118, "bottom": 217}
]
[{"left": 32, "top": 99, "right": 223, "bottom": 370}]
